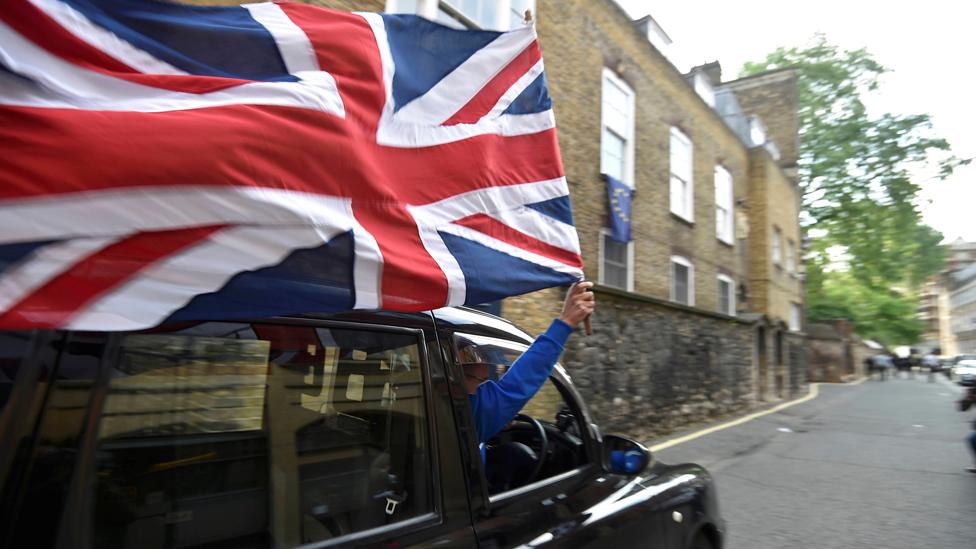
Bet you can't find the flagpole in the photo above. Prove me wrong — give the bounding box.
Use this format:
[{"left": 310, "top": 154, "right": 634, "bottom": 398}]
[{"left": 580, "top": 276, "right": 593, "bottom": 336}]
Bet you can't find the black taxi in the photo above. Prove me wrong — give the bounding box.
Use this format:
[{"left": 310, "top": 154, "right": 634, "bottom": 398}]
[{"left": 0, "top": 307, "right": 723, "bottom": 548}]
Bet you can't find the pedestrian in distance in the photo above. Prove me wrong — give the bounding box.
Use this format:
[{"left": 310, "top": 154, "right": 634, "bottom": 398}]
[
  {"left": 922, "top": 350, "right": 940, "bottom": 383},
  {"left": 871, "top": 353, "right": 893, "bottom": 381}
]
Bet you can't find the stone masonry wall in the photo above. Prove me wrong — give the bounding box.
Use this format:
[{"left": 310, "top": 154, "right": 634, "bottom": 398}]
[
  {"left": 807, "top": 334, "right": 847, "bottom": 383},
  {"left": 806, "top": 321, "right": 871, "bottom": 382},
  {"left": 786, "top": 331, "right": 807, "bottom": 395},
  {"left": 556, "top": 286, "right": 756, "bottom": 441}
]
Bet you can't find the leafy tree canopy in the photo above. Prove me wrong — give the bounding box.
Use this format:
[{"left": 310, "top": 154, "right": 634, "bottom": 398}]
[{"left": 742, "top": 35, "right": 967, "bottom": 343}]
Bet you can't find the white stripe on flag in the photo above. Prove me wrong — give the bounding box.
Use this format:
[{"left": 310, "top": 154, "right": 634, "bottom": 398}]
[
  {"left": 358, "top": 12, "right": 397, "bottom": 134},
  {"left": 437, "top": 223, "right": 583, "bottom": 278},
  {"left": 28, "top": 0, "right": 186, "bottom": 75},
  {"left": 0, "top": 20, "right": 344, "bottom": 116},
  {"left": 65, "top": 225, "right": 344, "bottom": 331},
  {"left": 0, "top": 236, "right": 121, "bottom": 314},
  {"left": 376, "top": 110, "right": 555, "bottom": 148},
  {"left": 359, "top": 12, "right": 555, "bottom": 148},
  {"left": 0, "top": 186, "right": 358, "bottom": 245},
  {"left": 244, "top": 2, "right": 320, "bottom": 74},
  {"left": 392, "top": 27, "right": 537, "bottom": 126},
  {"left": 484, "top": 205, "right": 581, "bottom": 256},
  {"left": 408, "top": 177, "right": 572, "bottom": 225},
  {"left": 483, "top": 58, "right": 545, "bottom": 121},
  {"left": 349, "top": 217, "right": 383, "bottom": 309},
  {"left": 407, "top": 213, "right": 467, "bottom": 307}
]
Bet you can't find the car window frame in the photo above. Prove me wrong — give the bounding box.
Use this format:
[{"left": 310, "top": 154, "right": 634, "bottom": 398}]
[
  {"left": 46, "top": 316, "right": 446, "bottom": 549},
  {"left": 448, "top": 331, "right": 599, "bottom": 509},
  {"left": 0, "top": 330, "right": 61, "bottom": 536},
  {"left": 486, "top": 370, "right": 599, "bottom": 507}
]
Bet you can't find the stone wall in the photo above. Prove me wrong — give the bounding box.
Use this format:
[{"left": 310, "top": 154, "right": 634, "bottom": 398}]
[
  {"left": 806, "top": 320, "right": 870, "bottom": 382},
  {"left": 786, "top": 331, "right": 808, "bottom": 395},
  {"left": 850, "top": 340, "right": 874, "bottom": 378},
  {"left": 556, "top": 286, "right": 756, "bottom": 440}
]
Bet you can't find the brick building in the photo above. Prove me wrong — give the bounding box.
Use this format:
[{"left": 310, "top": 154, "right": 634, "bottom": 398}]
[
  {"left": 197, "top": 0, "right": 807, "bottom": 437},
  {"left": 411, "top": 0, "right": 806, "bottom": 434},
  {"left": 916, "top": 239, "right": 976, "bottom": 355},
  {"left": 949, "top": 263, "right": 976, "bottom": 355}
]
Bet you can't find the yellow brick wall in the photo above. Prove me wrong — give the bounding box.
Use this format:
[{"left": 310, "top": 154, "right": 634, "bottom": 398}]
[
  {"left": 502, "top": 0, "right": 751, "bottom": 329},
  {"left": 747, "top": 149, "right": 803, "bottom": 326},
  {"left": 724, "top": 70, "right": 801, "bottom": 176}
]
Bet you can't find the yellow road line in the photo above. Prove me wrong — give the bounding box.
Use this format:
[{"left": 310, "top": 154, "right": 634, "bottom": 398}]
[{"left": 649, "top": 383, "right": 824, "bottom": 452}]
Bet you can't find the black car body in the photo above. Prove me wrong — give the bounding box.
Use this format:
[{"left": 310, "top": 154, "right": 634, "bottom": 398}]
[{"left": 0, "top": 307, "right": 723, "bottom": 548}]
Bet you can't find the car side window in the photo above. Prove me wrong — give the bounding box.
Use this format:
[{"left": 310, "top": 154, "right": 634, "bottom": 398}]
[
  {"left": 454, "top": 333, "right": 588, "bottom": 494},
  {"left": 5, "top": 331, "right": 110, "bottom": 549},
  {"left": 8, "top": 322, "right": 435, "bottom": 548}
]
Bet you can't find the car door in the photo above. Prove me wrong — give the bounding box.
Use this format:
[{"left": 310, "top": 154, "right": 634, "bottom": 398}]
[
  {"left": 436, "top": 323, "right": 679, "bottom": 549},
  {"left": 0, "top": 314, "right": 478, "bottom": 548}
]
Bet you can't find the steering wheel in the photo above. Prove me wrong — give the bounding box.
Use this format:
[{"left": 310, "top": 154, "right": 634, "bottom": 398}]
[{"left": 513, "top": 413, "right": 549, "bottom": 484}]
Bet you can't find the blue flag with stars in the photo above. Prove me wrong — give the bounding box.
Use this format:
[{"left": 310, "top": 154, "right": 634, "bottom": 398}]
[{"left": 606, "top": 175, "right": 633, "bottom": 242}]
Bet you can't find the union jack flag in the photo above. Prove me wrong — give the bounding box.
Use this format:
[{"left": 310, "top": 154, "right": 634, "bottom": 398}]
[{"left": 0, "top": 0, "right": 583, "bottom": 331}]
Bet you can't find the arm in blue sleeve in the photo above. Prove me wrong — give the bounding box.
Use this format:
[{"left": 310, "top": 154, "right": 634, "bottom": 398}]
[{"left": 469, "top": 319, "right": 573, "bottom": 443}]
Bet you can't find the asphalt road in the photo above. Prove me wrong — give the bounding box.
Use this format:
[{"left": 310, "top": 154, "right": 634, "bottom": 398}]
[{"left": 650, "top": 374, "right": 976, "bottom": 549}]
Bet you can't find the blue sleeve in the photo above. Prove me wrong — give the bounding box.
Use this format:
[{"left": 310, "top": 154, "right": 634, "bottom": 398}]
[{"left": 468, "top": 319, "right": 573, "bottom": 443}]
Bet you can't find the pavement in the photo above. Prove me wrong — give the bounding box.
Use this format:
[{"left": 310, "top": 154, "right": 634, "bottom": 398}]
[{"left": 647, "top": 373, "right": 976, "bottom": 549}]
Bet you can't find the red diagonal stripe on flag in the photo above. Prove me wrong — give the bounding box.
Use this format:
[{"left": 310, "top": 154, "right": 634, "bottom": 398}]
[
  {"left": 279, "top": 2, "right": 386, "bottom": 134},
  {"left": 452, "top": 213, "right": 582, "bottom": 268},
  {"left": 353, "top": 202, "right": 448, "bottom": 309},
  {"left": 0, "top": 226, "right": 225, "bottom": 329},
  {"left": 0, "top": 106, "right": 564, "bottom": 205},
  {"left": 443, "top": 40, "right": 542, "bottom": 126}
]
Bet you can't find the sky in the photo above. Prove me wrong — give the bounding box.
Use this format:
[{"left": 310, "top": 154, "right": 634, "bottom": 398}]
[{"left": 614, "top": 0, "right": 976, "bottom": 242}]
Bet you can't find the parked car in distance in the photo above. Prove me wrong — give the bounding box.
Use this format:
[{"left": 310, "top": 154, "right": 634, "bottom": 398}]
[
  {"left": 952, "top": 355, "right": 976, "bottom": 386},
  {"left": 0, "top": 307, "right": 723, "bottom": 548}
]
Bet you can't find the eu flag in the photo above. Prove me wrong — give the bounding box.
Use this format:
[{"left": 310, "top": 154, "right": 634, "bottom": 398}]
[{"left": 606, "top": 175, "right": 633, "bottom": 242}]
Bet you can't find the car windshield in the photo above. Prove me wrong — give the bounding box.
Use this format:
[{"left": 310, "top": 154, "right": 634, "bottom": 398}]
[{"left": 957, "top": 355, "right": 976, "bottom": 362}]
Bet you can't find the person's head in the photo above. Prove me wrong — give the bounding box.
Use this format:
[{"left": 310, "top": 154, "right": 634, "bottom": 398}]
[{"left": 462, "top": 362, "right": 492, "bottom": 395}]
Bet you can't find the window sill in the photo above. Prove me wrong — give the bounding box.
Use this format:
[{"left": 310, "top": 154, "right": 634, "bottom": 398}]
[
  {"left": 670, "top": 212, "right": 695, "bottom": 227},
  {"left": 717, "top": 237, "right": 735, "bottom": 248}
]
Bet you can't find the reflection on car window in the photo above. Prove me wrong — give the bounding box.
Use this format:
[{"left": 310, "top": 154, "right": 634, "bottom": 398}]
[
  {"left": 8, "top": 332, "right": 108, "bottom": 549},
  {"left": 0, "top": 331, "right": 31, "bottom": 415},
  {"left": 9, "top": 322, "right": 433, "bottom": 549}
]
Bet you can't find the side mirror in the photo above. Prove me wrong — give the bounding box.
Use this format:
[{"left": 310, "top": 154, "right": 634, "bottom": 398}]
[{"left": 601, "top": 435, "right": 651, "bottom": 475}]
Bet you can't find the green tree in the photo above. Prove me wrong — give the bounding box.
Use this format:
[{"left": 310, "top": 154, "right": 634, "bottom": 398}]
[{"left": 742, "top": 35, "right": 966, "bottom": 343}]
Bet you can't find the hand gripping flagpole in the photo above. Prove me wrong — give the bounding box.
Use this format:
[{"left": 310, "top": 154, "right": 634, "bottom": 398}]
[{"left": 580, "top": 276, "right": 592, "bottom": 336}]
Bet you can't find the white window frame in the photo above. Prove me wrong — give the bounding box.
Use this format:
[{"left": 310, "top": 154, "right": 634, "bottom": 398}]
[
  {"left": 714, "top": 165, "right": 734, "bottom": 244},
  {"left": 600, "top": 68, "right": 635, "bottom": 189},
  {"left": 693, "top": 73, "right": 715, "bottom": 108},
  {"left": 670, "top": 127, "right": 694, "bottom": 222},
  {"left": 717, "top": 274, "right": 735, "bottom": 316},
  {"left": 786, "top": 239, "right": 796, "bottom": 273},
  {"left": 772, "top": 226, "right": 783, "bottom": 266},
  {"left": 599, "top": 228, "right": 635, "bottom": 292},
  {"left": 790, "top": 303, "right": 802, "bottom": 332},
  {"left": 387, "top": 1, "right": 535, "bottom": 31},
  {"left": 749, "top": 115, "right": 766, "bottom": 146},
  {"left": 670, "top": 255, "right": 695, "bottom": 306}
]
